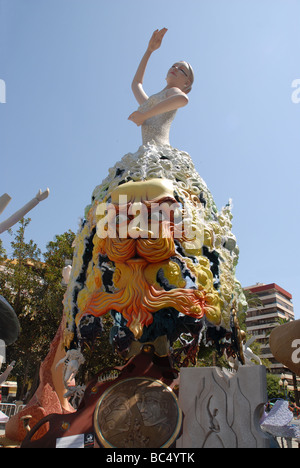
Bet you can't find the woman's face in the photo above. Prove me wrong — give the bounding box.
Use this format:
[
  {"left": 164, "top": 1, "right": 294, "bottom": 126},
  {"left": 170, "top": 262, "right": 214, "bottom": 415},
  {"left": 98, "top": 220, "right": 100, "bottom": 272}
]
[{"left": 166, "top": 62, "right": 191, "bottom": 92}]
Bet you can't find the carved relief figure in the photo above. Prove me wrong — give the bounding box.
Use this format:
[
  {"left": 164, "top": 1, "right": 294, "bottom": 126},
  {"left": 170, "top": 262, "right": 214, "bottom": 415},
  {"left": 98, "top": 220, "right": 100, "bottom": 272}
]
[{"left": 95, "top": 378, "right": 180, "bottom": 448}]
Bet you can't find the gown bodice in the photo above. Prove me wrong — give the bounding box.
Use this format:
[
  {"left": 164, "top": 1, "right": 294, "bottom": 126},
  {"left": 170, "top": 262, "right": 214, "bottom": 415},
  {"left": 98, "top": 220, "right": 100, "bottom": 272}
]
[{"left": 138, "top": 90, "right": 177, "bottom": 146}]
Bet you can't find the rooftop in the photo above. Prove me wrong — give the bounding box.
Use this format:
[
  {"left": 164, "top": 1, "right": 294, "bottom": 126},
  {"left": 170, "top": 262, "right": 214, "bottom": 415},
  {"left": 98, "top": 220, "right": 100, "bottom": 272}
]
[{"left": 244, "top": 283, "right": 293, "bottom": 301}]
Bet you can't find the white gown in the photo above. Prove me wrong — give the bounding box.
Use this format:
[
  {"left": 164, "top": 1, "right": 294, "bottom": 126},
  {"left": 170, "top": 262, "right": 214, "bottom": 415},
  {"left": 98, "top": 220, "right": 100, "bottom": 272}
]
[{"left": 138, "top": 89, "right": 177, "bottom": 146}]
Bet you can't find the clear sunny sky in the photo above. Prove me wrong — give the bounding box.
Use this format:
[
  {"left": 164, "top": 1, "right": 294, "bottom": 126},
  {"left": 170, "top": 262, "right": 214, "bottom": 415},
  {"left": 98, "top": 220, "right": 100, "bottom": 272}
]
[{"left": 0, "top": 0, "right": 299, "bottom": 318}]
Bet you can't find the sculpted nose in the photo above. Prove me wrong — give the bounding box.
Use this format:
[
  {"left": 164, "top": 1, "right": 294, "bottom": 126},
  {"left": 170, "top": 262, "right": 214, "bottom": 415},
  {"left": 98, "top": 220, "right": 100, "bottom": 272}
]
[{"left": 127, "top": 225, "right": 154, "bottom": 239}]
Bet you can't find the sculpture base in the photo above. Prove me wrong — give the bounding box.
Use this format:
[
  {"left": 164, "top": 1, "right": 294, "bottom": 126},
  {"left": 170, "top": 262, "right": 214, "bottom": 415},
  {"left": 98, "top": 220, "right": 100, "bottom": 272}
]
[{"left": 20, "top": 345, "right": 180, "bottom": 448}]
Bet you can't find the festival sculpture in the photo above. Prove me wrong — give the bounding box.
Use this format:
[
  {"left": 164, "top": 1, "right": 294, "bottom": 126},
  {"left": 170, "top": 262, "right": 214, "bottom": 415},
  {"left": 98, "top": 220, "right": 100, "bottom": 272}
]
[
  {"left": 10, "top": 29, "right": 248, "bottom": 447},
  {"left": 61, "top": 28, "right": 247, "bottom": 374}
]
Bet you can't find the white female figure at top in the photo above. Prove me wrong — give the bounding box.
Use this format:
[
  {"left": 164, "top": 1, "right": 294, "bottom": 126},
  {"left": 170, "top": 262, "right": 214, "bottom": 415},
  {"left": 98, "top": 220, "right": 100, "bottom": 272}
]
[{"left": 128, "top": 28, "right": 194, "bottom": 147}]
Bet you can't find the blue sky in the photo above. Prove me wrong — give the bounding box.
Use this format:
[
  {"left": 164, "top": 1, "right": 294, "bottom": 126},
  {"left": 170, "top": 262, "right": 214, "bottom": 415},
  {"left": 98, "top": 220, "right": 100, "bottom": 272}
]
[{"left": 0, "top": 0, "right": 299, "bottom": 318}]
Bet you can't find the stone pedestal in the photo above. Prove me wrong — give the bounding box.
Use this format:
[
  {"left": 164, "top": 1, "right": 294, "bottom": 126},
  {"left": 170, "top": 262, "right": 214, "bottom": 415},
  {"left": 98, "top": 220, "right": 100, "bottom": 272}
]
[{"left": 176, "top": 366, "right": 270, "bottom": 448}]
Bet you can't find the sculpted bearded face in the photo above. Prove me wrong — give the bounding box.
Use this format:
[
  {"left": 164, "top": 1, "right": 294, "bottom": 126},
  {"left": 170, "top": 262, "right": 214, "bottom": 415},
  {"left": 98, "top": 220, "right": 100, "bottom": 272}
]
[{"left": 73, "top": 178, "right": 222, "bottom": 348}]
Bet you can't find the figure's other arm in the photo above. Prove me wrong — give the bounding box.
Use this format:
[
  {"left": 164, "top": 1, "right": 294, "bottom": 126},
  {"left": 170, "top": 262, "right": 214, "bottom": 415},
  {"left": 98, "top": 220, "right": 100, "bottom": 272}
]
[
  {"left": 128, "top": 87, "right": 188, "bottom": 126},
  {"left": 131, "top": 28, "right": 168, "bottom": 105}
]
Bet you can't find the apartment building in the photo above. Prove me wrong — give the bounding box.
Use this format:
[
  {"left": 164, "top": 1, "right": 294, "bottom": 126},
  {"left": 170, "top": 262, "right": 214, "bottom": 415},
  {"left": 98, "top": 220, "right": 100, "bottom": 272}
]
[{"left": 244, "top": 282, "right": 298, "bottom": 390}]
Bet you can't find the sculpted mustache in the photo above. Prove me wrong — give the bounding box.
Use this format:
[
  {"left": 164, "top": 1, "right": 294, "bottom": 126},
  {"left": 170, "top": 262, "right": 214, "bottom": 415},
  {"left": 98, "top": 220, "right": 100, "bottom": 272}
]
[{"left": 104, "top": 236, "right": 176, "bottom": 263}]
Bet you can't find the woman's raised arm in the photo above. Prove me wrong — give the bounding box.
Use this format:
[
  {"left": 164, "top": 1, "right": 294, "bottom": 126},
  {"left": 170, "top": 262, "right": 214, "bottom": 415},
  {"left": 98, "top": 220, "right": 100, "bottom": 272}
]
[{"left": 131, "top": 28, "right": 168, "bottom": 105}]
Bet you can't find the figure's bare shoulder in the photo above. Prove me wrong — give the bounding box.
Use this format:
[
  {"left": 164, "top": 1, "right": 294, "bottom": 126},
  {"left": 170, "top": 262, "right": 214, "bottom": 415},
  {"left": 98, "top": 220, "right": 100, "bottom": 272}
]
[{"left": 165, "top": 87, "right": 189, "bottom": 102}]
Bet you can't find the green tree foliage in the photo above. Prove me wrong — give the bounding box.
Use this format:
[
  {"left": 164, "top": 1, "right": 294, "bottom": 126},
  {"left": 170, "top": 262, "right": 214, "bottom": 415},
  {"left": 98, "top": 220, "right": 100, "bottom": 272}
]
[
  {"left": 0, "top": 238, "right": 7, "bottom": 259},
  {"left": 0, "top": 219, "right": 43, "bottom": 399},
  {"left": 243, "top": 289, "right": 263, "bottom": 309},
  {"left": 266, "top": 373, "right": 286, "bottom": 401},
  {"left": 39, "top": 230, "right": 76, "bottom": 341}
]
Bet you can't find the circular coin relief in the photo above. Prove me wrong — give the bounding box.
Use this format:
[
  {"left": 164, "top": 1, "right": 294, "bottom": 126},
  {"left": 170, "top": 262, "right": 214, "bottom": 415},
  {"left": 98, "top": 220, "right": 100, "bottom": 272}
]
[{"left": 93, "top": 377, "right": 182, "bottom": 448}]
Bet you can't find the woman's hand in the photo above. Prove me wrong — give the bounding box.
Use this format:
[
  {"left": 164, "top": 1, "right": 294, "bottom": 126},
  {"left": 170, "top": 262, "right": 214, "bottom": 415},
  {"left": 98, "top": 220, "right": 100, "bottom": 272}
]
[
  {"left": 131, "top": 28, "right": 167, "bottom": 106},
  {"left": 128, "top": 110, "right": 146, "bottom": 126},
  {"left": 147, "top": 28, "right": 168, "bottom": 53}
]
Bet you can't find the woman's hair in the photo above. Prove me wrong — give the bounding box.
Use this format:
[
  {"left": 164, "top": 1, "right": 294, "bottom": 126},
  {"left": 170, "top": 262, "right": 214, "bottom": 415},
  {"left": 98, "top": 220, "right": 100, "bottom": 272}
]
[{"left": 179, "top": 61, "right": 194, "bottom": 94}]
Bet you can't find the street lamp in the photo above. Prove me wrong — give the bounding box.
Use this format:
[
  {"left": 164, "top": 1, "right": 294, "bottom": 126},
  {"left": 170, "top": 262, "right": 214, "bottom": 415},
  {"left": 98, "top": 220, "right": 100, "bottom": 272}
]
[{"left": 279, "top": 374, "right": 289, "bottom": 400}]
